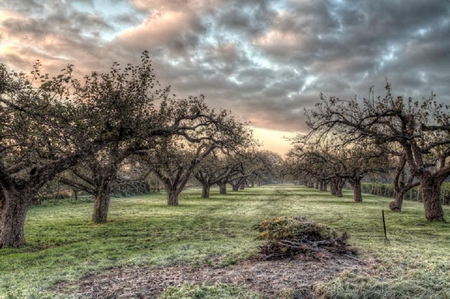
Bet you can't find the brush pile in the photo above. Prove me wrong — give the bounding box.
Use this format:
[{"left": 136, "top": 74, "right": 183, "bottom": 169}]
[{"left": 255, "top": 216, "right": 357, "bottom": 260}]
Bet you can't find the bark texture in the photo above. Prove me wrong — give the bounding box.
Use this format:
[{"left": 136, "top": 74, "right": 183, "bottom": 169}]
[
  {"left": 350, "top": 179, "right": 362, "bottom": 202},
  {"left": 201, "top": 184, "right": 211, "bottom": 199},
  {"left": 389, "top": 191, "right": 406, "bottom": 212},
  {"left": 420, "top": 175, "right": 445, "bottom": 222},
  {"left": 0, "top": 187, "right": 33, "bottom": 248},
  {"left": 219, "top": 183, "right": 227, "bottom": 194},
  {"left": 92, "top": 180, "right": 112, "bottom": 223}
]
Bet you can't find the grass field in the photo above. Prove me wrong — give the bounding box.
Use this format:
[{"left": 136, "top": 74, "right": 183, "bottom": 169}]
[{"left": 1, "top": 185, "right": 450, "bottom": 298}]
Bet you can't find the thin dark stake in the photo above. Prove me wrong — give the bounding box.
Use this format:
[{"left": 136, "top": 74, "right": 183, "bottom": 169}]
[{"left": 382, "top": 209, "right": 390, "bottom": 245}]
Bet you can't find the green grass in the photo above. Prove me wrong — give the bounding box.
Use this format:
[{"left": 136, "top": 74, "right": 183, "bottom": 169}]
[{"left": 1, "top": 185, "right": 450, "bottom": 298}]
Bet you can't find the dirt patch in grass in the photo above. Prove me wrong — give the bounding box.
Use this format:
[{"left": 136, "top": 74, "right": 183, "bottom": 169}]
[{"left": 53, "top": 256, "right": 370, "bottom": 298}]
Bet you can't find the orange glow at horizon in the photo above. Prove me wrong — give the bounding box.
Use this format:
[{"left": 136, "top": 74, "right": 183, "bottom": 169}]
[{"left": 251, "top": 127, "right": 296, "bottom": 156}]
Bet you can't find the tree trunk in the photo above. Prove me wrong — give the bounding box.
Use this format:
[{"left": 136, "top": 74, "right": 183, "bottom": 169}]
[
  {"left": 219, "top": 183, "right": 227, "bottom": 194},
  {"left": 420, "top": 175, "right": 445, "bottom": 222},
  {"left": 0, "top": 188, "right": 33, "bottom": 248},
  {"left": 336, "top": 179, "right": 344, "bottom": 197},
  {"left": 350, "top": 179, "right": 363, "bottom": 202},
  {"left": 201, "top": 183, "right": 211, "bottom": 198},
  {"left": 232, "top": 184, "right": 239, "bottom": 192},
  {"left": 92, "top": 181, "right": 112, "bottom": 223},
  {"left": 319, "top": 180, "right": 328, "bottom": 192},
  {"left": 389, "top": 190, "right": 406, "bottom": 212},
  {"left": 165, "top": 186, "right": 179, "bottom": 206},
  {"left": 330, "top": 179, "right": 337, "bottom": 196}
]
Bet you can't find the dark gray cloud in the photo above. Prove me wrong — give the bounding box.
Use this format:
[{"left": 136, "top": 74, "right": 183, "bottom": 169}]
[{"left": 1, "top": 0, "right": 450, "bottom": 147}]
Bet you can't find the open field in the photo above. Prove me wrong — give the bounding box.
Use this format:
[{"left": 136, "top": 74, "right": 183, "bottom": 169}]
[{"left": 1, "top": 185, "right": 450, "bottom": 298}]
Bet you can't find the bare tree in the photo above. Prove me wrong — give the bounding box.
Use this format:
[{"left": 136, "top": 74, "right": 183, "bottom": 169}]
[{"left": 305, "top": 83, "right": 450, "bottom": 221}]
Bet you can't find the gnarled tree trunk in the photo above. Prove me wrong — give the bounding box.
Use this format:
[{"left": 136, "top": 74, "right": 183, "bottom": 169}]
[
  {"left": 0, "top": 186, "right": 34, "bottom": 248},
  {"left": 165, "top": 186, "right": 180, "bottom": 206},
  {"left": 389, "top": 153, "right": 418, "bottom": 212},
  {"left": 389, "top": 190, "right": 406, "bottom": 212},
  {"left": 420, "top": 174, "right": 445, "bottom": 222}
]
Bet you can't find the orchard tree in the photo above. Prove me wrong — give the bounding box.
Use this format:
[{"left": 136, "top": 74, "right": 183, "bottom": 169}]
[
  {"left": 58, "top": 52, "right": 216, "bottom": 223},
  {"left": 247, "top": 150, "right": 284, "bottom": 187},
  {"left": 305, "top": 83, "right": 450, "bottom": 221},
  {"left": 286, "top": 142, "right": 333, "bottom": 192},
  {"left": 333, "top": 143, "right": 389, "bottom": 202},
  {"left": 141, "top": 97, "right": 253, "bottom": 205},
  {"left": 0, "top": 63, "right": 111, "bottom": 248},
  {"left": 194, "top": 150, "right": 245, "bottom": 198},
  {"left": 56, "top": 53, "right": 159, "bottom": 223},
  {"left": 289, "top": 136, "right": 389, "bottom": 202},
  {"left": 388, "top": 148, "right": 419, "bottom": 212}
]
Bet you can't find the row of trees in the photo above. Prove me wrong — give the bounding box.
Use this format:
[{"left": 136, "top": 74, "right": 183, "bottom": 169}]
[
  {"left": 285, "top": 140, "right": 389, "bottom": 202},
  {"left": 288, "top": 83, "right": 450, "bottom": 222},
  {"left": 0, "top": 52, "right": 280, "bottom": 248}
]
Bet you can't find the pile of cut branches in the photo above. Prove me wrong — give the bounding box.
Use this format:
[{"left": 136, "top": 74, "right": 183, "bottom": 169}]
[{"left": 255, "top": 216, "right": 357, "bottom": 260}]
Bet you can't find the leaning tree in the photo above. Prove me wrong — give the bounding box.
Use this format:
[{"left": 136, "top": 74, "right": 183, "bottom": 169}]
[{"left": 305, "top": 83, "right": 450, "bottom": 221}]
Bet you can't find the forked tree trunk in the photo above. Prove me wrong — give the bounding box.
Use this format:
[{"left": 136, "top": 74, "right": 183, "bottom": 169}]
[
  {"left": 420, "top": 175, "right": 445, "bottom": 222},
  {"left": 232, "top": 183, "right": 239, "bottom": 192},
  {"left": 389, "top": 153, "right": 419, "bottom": 213},
  {"left": 201, "top": 183, "right": 211, "bottom": 198},
  {"left": 92, "top": 181, "right": 112, "bottom": 223},
  {"left": 0, "top": 187, "right": 34, "bottom": 248},
  {"left": 219, "top": 183, "right": 227, "bottom": 194}
]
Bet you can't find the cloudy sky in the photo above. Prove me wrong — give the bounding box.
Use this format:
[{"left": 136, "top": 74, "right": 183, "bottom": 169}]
[{"left": 1, "top": 0, "right": 450, "bottom": 154}]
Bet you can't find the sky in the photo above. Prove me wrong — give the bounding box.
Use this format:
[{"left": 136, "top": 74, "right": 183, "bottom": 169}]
[{"left": 1, "top": 0, "right": 450, "bottom": 155}]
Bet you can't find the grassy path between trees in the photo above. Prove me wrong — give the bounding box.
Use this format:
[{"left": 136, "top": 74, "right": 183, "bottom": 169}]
[{"left": 1, "top": 185, "right": 450, "bottom": 298}]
